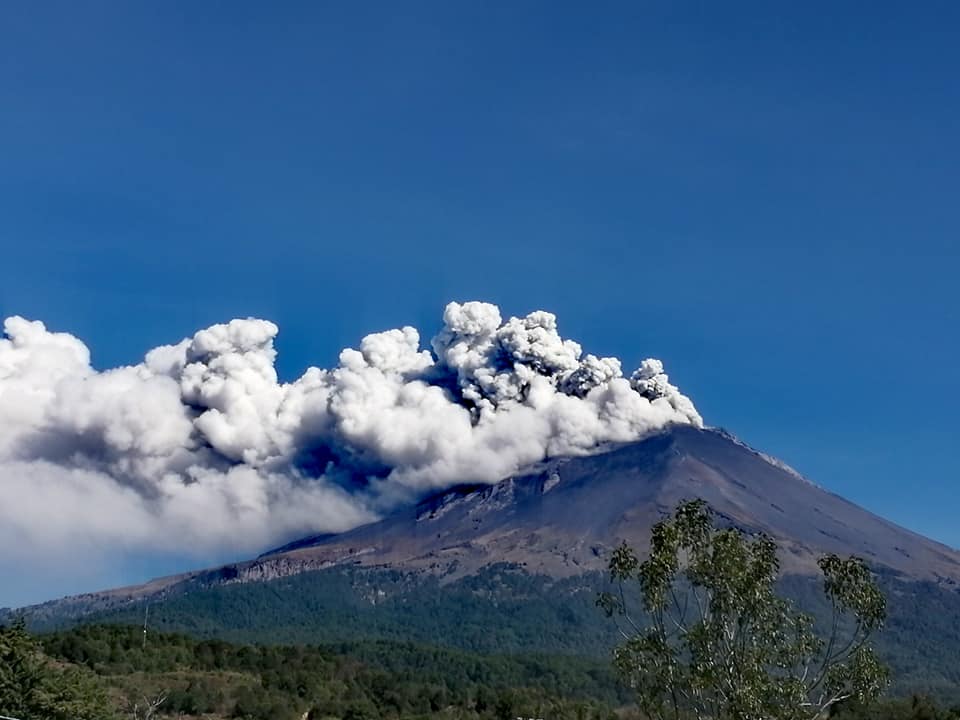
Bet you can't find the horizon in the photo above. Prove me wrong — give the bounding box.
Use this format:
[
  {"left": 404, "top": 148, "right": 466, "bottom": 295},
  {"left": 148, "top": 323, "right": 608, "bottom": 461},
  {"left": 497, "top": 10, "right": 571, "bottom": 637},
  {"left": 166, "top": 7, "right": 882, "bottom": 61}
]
[{"left": 2, "top": 2, "right": 959, "bottom": 607}]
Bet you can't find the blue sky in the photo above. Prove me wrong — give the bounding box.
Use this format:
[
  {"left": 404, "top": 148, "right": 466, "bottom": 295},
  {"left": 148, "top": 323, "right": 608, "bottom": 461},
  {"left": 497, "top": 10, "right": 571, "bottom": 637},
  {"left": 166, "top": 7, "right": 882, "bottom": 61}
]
[{"left": 1, "top": 2, "right": 959, "bottom": 601}]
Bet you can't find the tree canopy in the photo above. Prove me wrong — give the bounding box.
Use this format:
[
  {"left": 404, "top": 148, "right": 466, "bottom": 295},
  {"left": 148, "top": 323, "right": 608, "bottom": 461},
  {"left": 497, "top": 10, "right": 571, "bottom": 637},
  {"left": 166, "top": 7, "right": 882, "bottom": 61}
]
[
  {"left": 0, "top": 619, "right": 118, "bottom": 720},
  {"left": 599, "top": 499, "right": 889, "bottom": 720}
]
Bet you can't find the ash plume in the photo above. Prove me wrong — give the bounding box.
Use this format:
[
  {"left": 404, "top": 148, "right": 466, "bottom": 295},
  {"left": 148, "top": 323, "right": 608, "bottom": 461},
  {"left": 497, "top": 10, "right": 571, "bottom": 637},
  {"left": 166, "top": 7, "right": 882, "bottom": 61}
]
[{"left": 0, "top": 302, "right": 701, "bottom": 598}]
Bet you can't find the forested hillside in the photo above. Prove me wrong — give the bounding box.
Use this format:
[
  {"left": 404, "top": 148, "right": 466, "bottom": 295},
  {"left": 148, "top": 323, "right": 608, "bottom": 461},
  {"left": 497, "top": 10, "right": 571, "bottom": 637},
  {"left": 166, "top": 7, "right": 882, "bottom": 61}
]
[
  {"left": 5, "top": 621, "right": 960, "bottom": 720},
  {"left": 28, "top": 563, "right": 960, "bottom": 703},
  {"left": 37, "top": 624, "right": 626, "bottom": 720}
]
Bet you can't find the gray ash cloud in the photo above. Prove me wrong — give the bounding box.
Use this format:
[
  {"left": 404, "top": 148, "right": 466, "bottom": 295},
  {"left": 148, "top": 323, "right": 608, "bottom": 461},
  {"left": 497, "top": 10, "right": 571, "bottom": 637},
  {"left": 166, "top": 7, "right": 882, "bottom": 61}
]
[{"left": 0, "top": 302, "right": 700, "bottom": 590}]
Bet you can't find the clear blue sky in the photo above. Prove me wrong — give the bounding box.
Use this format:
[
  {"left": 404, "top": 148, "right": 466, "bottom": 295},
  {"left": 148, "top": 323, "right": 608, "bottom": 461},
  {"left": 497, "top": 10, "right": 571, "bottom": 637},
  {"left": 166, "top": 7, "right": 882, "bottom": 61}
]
[{"left": 1, "top": 2, "right": 958, "bottom": 556}]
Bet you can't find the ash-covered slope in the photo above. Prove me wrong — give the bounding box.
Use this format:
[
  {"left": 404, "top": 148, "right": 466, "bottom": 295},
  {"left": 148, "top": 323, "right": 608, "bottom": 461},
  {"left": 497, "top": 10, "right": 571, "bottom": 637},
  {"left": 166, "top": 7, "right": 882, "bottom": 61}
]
[{"left": 261, "top": 425, "right": 960, "bottom": 584}]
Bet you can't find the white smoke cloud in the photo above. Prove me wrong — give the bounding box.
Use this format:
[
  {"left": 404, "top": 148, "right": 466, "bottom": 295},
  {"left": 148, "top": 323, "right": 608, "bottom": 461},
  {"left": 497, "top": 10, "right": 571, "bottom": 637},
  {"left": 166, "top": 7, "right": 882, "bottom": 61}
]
[{"left": 0, "top": 302, "right": 701, "bottom": 603}]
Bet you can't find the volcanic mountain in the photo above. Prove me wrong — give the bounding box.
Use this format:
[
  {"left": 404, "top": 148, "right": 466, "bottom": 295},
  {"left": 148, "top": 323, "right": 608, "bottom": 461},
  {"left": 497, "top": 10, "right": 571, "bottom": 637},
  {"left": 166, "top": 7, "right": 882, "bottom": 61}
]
[
  {"left": 16, "top": 425, "right": 960, "bottom": 625},
  {"left": 254, "top": 424, "right": 960, "bottom": 584}
]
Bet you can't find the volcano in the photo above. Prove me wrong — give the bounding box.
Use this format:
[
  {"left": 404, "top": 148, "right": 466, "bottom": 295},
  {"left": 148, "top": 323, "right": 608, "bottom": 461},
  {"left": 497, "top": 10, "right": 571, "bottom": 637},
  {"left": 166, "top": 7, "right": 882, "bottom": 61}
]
[
  {"left": 17, "top": 424, "right": 960, "bottom": 624},
  {"left": 256, "top": 425, "right": 960, "bottom": 584}
]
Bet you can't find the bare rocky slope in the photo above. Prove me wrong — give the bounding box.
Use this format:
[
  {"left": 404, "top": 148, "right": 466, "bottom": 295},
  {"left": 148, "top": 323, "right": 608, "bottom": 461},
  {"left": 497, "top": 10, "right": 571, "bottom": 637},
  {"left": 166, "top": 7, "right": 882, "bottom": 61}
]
[{"left": 259, "top": 424, "right": 960, "bottom": 583}]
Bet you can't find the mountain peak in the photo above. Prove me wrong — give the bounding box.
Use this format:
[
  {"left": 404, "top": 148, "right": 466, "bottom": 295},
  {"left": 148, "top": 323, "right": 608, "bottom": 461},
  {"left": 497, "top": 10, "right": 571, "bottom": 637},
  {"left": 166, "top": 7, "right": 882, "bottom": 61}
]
[
  {"left": 707, "top": 426, "right": 816, "bottom": 486},
  {"left": 255, "top": 425, "right": 960, "bottom": 585},
  {"left": 14, "top": 426, "right": 960, "bottom": 621}
]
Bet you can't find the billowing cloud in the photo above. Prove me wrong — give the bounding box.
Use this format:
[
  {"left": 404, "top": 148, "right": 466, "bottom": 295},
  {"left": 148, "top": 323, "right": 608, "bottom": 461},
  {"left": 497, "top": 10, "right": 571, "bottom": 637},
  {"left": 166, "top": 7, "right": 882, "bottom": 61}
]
[{"left": 0, "top": 302, "right": 700, "bottom": 603}]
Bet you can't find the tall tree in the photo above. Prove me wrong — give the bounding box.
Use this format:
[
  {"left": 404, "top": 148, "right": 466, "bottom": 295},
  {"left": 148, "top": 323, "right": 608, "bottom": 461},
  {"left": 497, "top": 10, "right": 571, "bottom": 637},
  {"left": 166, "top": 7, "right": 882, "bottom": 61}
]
[
  {"left": 0, "top": 620, "right": 118, "bottom": 720},
  {"left": 599, "top": 500, "right": 888, "bottom": 720}
]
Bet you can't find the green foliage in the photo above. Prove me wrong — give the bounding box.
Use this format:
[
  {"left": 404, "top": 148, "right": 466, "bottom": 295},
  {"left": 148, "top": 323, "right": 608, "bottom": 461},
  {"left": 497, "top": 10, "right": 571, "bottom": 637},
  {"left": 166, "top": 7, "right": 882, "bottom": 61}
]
[
  {"left": 20, "top": 557, "right": 960, "bottom": 704},
  {"left": 37, "top": 623, "right": 625, "bottom": 719},
  {"left": 50, "top": 564, "right": 618, "bottom": 656},
  {"left": 0, "top": 620, "right": 118, "bottom": 720},
  {"left": 8, "top": 611, "right": 960, "bottom": 720},
  {"left": 781, "top": 574, "right": 960, "bottom": 701},
  {"left": 831, "top": 694, "right": 960, "bottom": 720},
  {"left": 15, "top": 557, "right": 960, "bottom": 707},
  {"left": 599, "top": 500, "right": 889, "bottom": 720}
]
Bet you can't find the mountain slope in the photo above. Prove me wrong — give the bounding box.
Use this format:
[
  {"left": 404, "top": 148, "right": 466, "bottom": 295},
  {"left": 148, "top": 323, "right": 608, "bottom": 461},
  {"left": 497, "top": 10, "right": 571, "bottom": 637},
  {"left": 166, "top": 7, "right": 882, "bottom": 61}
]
[
  {"left": 12, "top": 425, "right": 960, "bottom": 701},
  {"left": 13, "top": 425, "right": 960, "bottom": 625},
  {"left": 257, "top": 425, "right": 960, "bottom": 585}
]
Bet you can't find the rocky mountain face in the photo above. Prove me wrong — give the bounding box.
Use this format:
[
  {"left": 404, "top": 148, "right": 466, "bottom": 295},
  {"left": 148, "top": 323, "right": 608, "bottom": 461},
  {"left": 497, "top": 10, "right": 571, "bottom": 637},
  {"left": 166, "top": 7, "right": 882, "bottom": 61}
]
[
  {"left": 260, "top": 425, "right": 960, "bottom": 583},
  {"left": 11, "top": 425, "right": 960, "bottom": 625}
]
